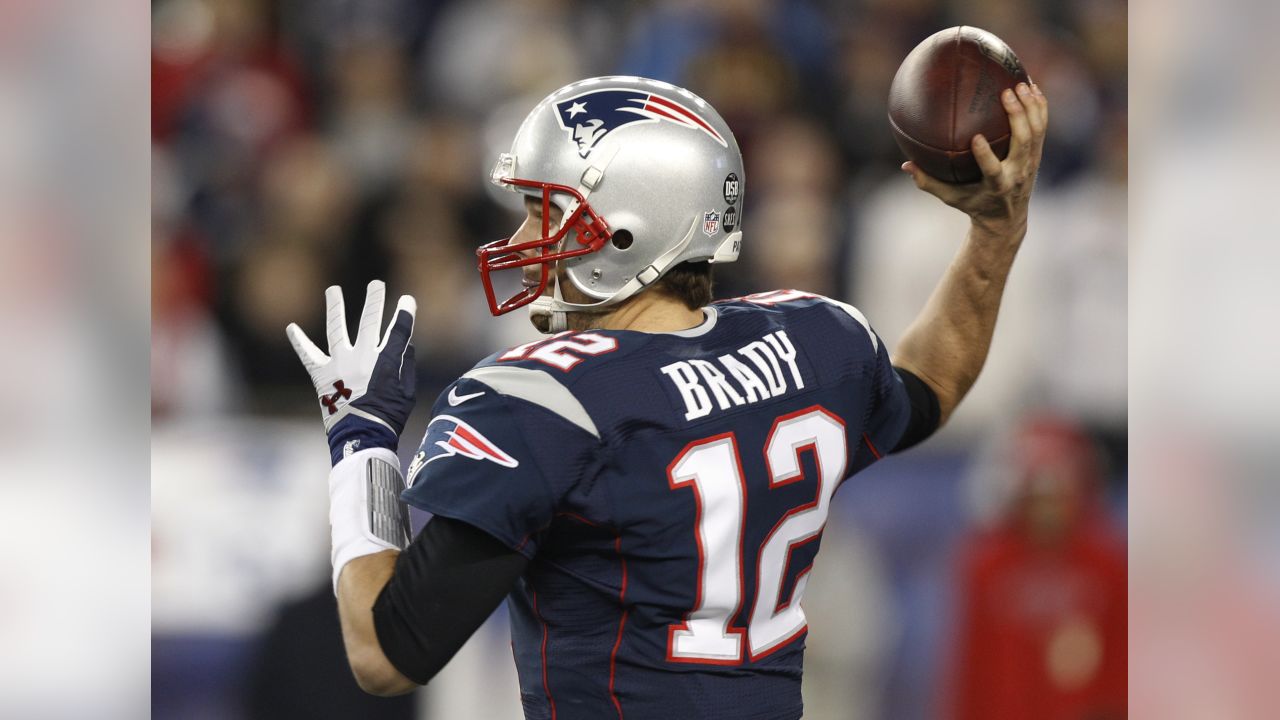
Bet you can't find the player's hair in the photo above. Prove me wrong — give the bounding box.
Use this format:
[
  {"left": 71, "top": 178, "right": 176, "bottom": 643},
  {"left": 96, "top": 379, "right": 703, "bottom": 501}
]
[{"left": 654, "top": 261, "right": 713, "bottom": 310}]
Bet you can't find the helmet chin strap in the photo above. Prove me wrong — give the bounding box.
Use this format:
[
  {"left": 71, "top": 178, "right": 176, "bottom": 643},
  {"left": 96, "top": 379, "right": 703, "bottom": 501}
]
[
  {"left": 527, "top": 269, "right": 614, "bottom": 333},
  {"left": 528, "top": 274, "right": 571, "bottom": 333},
  {"left": 527, "top": 216, "right": 701, "bottom": 334}
]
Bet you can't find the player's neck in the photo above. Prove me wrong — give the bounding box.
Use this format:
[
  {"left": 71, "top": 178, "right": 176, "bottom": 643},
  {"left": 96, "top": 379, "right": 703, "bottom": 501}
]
[{"left": 589, "top": 292, "right": 706, "bottom": 334}]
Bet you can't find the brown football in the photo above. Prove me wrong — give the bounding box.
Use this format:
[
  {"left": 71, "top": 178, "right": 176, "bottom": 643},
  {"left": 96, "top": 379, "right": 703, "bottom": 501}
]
[{"left": 887, "top": 26, "right": 1030, "bottom": 183}]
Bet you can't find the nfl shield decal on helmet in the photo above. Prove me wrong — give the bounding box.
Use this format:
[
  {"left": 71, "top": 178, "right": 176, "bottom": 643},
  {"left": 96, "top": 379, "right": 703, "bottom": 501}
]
[
  {"left": 416, "top": 414, "right": 519, "bottom": 479},
  {"left": 703, "top": 210, "right": 720, "bottom": 236},
  {"left": 554, "top": 88, "right": 727, "bottom": 158}
]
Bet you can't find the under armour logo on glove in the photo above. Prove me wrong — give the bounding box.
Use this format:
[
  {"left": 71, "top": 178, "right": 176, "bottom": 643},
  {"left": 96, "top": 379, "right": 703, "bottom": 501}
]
[
  {"left": 321, "top": 381, "right": 353, "bottom": 414},
  {"left": 287, "top": 280, "right": 419, "bottom": 464}
]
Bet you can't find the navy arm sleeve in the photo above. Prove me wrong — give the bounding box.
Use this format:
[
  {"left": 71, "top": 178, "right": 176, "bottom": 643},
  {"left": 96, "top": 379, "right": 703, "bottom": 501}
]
[
  {"left": 888, "top": 366, "right": 941, "bottom": 452},
  {"left": 371, "top": 515, "right": 528, "bottom": 685}
]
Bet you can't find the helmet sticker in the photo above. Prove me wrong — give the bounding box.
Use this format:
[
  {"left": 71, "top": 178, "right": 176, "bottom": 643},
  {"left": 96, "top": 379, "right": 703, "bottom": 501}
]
[
  {"left": 554, "top": 89, "right": 727, "bottom": 158},
  {"left": 723, "top": 173, "right": 740, "bottom": 204},
  {"left": 722, "top": 206, "right": 738, "bottom": 232},
  {"left": 703, "top": 210, "right": 721, "bottom": 236}
]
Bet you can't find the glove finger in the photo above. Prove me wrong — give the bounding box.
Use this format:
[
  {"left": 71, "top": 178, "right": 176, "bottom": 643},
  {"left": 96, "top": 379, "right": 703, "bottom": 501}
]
[
  {"left": 356, "top": 279, "right": 386, "bottom": 349},
  {"left": 286, "top": 323, "right": 327, "bottom": 372},
  {"left": 379, "top": 295, "right": 418, "bottom": 352},
  {"left": 325, "top": 285, "right": 349, "bottom": 350},
  {"left": 401, "top": 343, "right": 417, "bottom": 398}
]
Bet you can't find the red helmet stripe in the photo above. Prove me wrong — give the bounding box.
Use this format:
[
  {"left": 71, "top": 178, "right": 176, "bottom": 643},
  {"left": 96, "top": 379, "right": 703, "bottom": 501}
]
[
  {"left": 641, "top": 102, "right": 695, "bottom": 128},
  {"left": 645, "top": 95, "right": 725, "bottom": 143}
]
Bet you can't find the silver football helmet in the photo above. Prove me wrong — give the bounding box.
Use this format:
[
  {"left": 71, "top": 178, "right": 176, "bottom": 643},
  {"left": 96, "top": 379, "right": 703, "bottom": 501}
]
[{"left": 480, "top": 76, "right": 745, "bottom": 332}]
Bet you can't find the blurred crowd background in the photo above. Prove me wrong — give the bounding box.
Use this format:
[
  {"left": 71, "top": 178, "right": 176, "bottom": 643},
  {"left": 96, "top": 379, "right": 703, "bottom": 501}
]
[{"left": 151, "top": 0, "right": 1128, "bottom": 718}]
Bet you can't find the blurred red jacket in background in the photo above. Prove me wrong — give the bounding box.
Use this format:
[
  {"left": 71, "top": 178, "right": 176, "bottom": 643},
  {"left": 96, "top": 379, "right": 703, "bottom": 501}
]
[{"left": 947, "top": 418, "right": 1127, "bottom": 720}]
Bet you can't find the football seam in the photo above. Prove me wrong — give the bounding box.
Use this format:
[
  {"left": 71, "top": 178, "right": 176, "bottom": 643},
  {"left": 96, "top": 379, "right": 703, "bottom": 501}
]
[
  {"left": 949, "top": 27, "right": 961, "bottom": 176},
  {"left": 887, "top": 112, "right": 1011, "bottom": 155}
]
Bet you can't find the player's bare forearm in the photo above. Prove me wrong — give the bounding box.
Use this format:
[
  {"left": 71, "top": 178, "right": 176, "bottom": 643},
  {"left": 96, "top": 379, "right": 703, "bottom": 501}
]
[
  {"left": 336, "top": 550, "right": 417, "bottom": 696},
  {"left": 893, "top": 82, "right": 1047, "bottom": 425},
  {"left": 892, "top": 221, "right": 1023, "bottom": 423}
]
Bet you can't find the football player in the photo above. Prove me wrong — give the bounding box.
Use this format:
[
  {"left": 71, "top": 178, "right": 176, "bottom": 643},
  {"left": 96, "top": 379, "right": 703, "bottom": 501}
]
[{"left": 288, "top": 76, "right": 1047, "bottom": 719}]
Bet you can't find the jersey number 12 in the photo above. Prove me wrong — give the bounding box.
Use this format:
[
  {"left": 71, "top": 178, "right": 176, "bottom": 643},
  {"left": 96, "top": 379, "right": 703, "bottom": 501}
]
[{"left": 666, "top": 406, "right": 847, "bottom": 664}]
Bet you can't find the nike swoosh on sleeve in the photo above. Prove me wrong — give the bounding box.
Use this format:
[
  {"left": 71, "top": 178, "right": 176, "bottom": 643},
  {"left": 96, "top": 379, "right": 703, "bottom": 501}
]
[{"left": 447, "top": 388, "right": 486, "bottom": 406}]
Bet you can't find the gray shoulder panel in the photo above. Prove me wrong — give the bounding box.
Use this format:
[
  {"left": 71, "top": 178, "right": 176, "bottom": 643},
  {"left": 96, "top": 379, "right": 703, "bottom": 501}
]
[{"left": 462, "top": 365, "right": 599, "bottom": 438}]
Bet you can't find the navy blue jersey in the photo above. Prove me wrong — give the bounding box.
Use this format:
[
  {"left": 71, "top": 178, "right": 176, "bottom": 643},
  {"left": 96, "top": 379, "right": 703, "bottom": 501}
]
[{"left": 402, "top": 290, "right": 913, "bottom": 720}]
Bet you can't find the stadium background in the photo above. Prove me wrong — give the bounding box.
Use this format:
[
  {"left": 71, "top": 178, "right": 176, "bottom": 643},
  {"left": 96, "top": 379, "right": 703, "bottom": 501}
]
[{"left": 151, "top": 0, "right": 1126, "bottom": 718}]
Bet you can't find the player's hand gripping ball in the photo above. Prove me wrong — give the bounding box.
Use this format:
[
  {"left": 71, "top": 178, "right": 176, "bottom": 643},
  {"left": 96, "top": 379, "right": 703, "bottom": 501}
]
[{"left": 888, "top": 26, "right": 1031, "bottom": 184}]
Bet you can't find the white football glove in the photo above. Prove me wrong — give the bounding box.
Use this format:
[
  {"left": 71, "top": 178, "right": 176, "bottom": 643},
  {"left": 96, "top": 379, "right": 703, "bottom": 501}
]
[{"left": 286, "top": 280, "right": 418, "bottom": 448}]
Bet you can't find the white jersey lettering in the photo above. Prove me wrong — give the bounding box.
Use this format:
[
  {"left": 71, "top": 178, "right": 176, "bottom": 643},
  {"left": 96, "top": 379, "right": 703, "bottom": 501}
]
[
  {"left": 765, "top": 330, "right": 804, "bottom": 391},
  {"left": 661, "top": 331, "right": 805, "bottom": 421},
  {"left": 662, "top": 361, "right": 713, "bottom": 421},
  {"left": 719, "top": 354, "right": 769, "bottom": 403},
  {"left": 739, "top": 341, "right": 787, "bottom": 397},
  {"left": 690, "top": 359, "right": 747, "bottom": 411}
]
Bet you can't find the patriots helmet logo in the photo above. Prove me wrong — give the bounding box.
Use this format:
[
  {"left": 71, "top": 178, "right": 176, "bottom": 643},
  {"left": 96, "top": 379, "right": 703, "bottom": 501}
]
[
  {"left": 554, "top": 89, "right": 728, "bottom": 158},
  {"left": 409, "top": 414, "right": 519, "bottom": 485}
]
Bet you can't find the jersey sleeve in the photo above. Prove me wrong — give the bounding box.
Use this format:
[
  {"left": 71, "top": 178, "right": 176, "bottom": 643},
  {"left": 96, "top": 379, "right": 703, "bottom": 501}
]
[
  {"left": 862, "top": 337, "right": 913, "bottom": 461},
  {"left": 400, "top": 367, "right": 601, "bottom": 558},
  {"left": 802, "top": 295, "right": 913, "bottom": 472}
]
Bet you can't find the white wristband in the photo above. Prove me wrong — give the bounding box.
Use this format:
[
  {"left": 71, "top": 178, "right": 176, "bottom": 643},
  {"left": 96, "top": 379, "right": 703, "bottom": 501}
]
[{"left": 329, "top": 447, "right": 410, "bottom": 593}]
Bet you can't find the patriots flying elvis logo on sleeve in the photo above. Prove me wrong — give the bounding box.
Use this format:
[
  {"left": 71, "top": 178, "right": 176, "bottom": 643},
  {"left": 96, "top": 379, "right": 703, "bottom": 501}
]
[
  {"left": 554, "top": 88, "right": 727, "bottom": 158},
  {"left": 408, "top": 414, "right": 519, "bottom": 485}
]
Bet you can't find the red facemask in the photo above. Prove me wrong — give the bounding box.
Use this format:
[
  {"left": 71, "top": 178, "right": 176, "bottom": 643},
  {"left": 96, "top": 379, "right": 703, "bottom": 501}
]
[{"left": 477, "top": 178, "right": 613, "bottom": 316}]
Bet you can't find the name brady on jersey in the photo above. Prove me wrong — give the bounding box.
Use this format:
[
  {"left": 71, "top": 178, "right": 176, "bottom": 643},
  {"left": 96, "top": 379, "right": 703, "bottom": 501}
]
[{"left": 660, "top": 329, "right": 803, "bottom": 421}]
